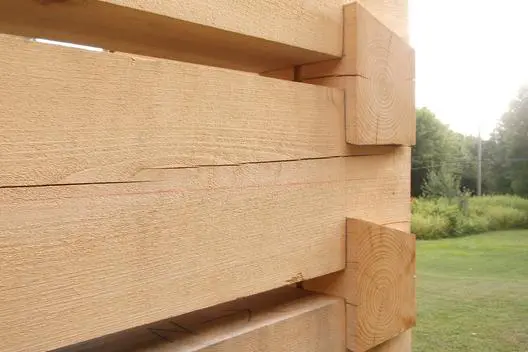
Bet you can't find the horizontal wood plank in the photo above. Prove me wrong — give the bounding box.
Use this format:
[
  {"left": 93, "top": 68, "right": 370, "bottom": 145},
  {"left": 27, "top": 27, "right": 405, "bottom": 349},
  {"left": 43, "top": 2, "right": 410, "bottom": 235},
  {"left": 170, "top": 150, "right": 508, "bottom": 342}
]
[
  {"left": 0, "top": 149, "right": 410, "bottom": 352},
  {"left": 0, "top": 35, "right": 395, "bottom": 187},
  {"left": 57, "top": 288, "right": 346, "bottom": 352},
  {"left": 0, "top": 0, "right": 343, "bottom": 72},
  {"left": 0, "top": 36, "right": 396, "bottom": 187}
]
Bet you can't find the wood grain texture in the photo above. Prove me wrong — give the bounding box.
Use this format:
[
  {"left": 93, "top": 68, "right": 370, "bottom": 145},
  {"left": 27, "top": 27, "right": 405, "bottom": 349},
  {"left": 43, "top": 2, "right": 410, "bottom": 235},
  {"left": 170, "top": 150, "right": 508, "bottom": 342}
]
[
  {"left": 300, "top": 3, "right": 414, "bottom": 81},
  {"left": 304, "top": 218, "right": 416, "bottom": 352},
  {"left": 356, "top": 1, "right": 413, "bottom": 350},
  {"left": 0, "top": 0, "right": 343, "bottom": 72},
  {"left": 0, "top": 149, "right": 410, "bottom": 352},
  {"left": 0, "top": 35, "right": 394, "bottom": 187},
  {"left": 260, "top": 67, "right": 296, "bottom": 81},
  {"left": 57, "top": 288, "right": 346, "bottom": 352},
  {"left": 368, "top": 330, "right": 412, "bottom": 352},
  {"left": 300, "top": 3, "right": 415, "bottom": 146},
  {"left": 304, "top": 76, "right": 414, "bottom": 146},
  {"left": 358, "top": 0, "right": 409, "bottom": 41},
  {"left": 346, "top": 219, "right": 416, "bottom": 351}
]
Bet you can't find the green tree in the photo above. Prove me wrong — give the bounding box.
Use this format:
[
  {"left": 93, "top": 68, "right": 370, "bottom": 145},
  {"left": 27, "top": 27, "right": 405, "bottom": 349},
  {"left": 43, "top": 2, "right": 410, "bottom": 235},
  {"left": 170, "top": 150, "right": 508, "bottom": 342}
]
[
  {"left": 421, "top": 165, "right": 461, "bottom": 198},
  {"left": 486, "top": 86, "right": 528, "bottom": 196},
  {"left": 454, "top": 133, "right": 479, "bottom": 193},
  {"left": 412, "top": 108, "right": 466, "bottom": 196}
]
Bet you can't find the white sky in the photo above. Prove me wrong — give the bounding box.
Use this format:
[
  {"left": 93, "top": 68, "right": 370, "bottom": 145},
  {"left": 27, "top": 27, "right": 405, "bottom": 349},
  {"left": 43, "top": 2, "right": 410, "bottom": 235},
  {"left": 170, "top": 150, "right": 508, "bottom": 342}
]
[{"left": 409, "top": 0, "right": 528, "bottom": 137}]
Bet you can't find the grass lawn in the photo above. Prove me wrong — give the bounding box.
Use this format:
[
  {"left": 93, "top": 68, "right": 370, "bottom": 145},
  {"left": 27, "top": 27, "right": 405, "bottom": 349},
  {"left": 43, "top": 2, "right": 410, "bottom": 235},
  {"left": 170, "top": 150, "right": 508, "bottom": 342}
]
[{"left": 414, "top": 230, "right": 528, "bottom": 352}]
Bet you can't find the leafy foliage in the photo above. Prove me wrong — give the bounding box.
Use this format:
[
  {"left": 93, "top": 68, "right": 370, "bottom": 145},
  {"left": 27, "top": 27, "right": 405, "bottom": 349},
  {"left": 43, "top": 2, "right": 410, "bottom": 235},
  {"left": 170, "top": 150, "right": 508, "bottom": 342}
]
[
  {"left": 412, "top": 108, "right": 465, "bottom": 196},
  {"left": 486, "top": 86, "right": 528, "bottom": 196},
  {"left": 413, "top": 86, "right": 528, "bottom": 197},
  {"left": 412, "top": 196, "right": 528, "bottom": 240},
  {"left": 421, "top": 166, "right": 461, "bottom": 198}
]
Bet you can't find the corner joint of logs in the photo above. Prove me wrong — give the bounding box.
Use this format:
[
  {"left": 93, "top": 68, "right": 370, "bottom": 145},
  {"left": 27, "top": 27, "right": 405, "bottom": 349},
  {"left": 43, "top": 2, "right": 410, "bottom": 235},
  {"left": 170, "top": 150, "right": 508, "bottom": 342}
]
[
  {"left": 300, "top": 2, "right": 416, "bottom": 146},
  {"left": 304, "top": 218, "right": 416, "bottom": 352}
]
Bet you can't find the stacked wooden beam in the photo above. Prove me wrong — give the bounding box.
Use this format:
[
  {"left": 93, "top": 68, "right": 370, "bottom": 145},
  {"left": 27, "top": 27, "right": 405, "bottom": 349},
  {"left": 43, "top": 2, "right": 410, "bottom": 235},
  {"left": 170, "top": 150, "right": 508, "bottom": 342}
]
[{"left": 0, "top": 1, "right": 416, "bottom": 351}]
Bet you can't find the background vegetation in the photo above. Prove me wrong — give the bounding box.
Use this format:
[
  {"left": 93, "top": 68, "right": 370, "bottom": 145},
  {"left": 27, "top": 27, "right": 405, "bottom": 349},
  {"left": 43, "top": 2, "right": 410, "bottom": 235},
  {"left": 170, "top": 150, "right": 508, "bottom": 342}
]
[
  {"left": 413, "top": 86, "right": 528, "bottom": 198},
  {"left": 412, "top": 196, "right": 528, "bottom": 240},
  {"left": 412, "top": 86, "right": 528, "bottom": 239}
]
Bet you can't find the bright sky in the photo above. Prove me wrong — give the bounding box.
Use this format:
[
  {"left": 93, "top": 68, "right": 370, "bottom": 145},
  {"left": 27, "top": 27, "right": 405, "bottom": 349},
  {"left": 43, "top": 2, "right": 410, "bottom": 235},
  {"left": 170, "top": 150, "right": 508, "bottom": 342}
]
[{"left": 409, "top": 0, "right": 528, "bottom": 137}]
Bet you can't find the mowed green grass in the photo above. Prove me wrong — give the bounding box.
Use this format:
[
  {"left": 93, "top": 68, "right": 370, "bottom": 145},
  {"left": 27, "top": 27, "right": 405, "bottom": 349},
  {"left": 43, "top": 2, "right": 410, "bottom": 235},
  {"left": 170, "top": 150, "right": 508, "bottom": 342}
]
[{"left": 414, "top": 230, "right": 528, "bottom": 352}]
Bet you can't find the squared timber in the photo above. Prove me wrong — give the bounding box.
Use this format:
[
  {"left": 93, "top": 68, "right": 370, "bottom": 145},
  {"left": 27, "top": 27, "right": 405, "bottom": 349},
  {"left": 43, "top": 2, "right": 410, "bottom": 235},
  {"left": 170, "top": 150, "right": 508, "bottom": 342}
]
[
  {"left": 0, "top": 149, "right": 411, "bottom": 352},
  {"left": 370, "top": 330, "right": 412, "bottom": 352},
  {"left": 0, "top": 34, "right": 393, "bottom": 187},
  {"left": 0, "top": 0, "right": 344, "bottom": 72},
  {"left": 303, "top": 76, "right": 415, "bottom": 146},
  {"left": 57, "top": 288, "right": 346, "bottom": 352},
  {"left": 1, "top": 0, "right": 414, "bottom": 350},
  {"left": 304, "top": 218, "right": 416, "bottom": 352},
  {"left": 357, "top": 0, "right": 409, "bottom": 41},
  {"left": 301, "top": 2, "right": 415, "bottom": 146}
]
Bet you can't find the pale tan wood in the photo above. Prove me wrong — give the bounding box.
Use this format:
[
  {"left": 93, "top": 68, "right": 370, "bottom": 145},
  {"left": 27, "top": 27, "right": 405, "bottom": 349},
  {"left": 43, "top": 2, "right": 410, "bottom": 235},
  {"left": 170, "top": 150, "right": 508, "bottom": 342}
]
[
  {"left": 303, "top": 76, "right": 414, "bottom": 145},
  {"left": 300, "top": 4, "right": 414, "bottom": 82},
  {"left": 359, "top": 1, "right": 414, "bottom": 351},
  {"left": 0, "top": 149, "right": 410, "bottom": 352},
  {"left": 57, "top": 288, "right": 346, "bottom": 352},
  {"left": 342, "top": 1, "right": 412, "bottom": 351},
  {"left": 369, "top": 330, "right": 412, "bottom": 352},
  {"left": 346, "top": 220, "right": 415, "bottom": 351},
  {"left": 0, "top": 35, "right": 395, "bottom": 187},
  {"left": 358, "top": 0, "right": 409, "bottom": 41},
  {"left": 260, "top": 67, "right": 296, "bottom": 81},
  {"left": 304, "top": 218, "right": 416, "bottom": 352},
  {"left": 0, "top": 0, "right": 344, "bottom": 72},
  {"left": 299, "top": 3, "right": 415, "bottom": 146}
]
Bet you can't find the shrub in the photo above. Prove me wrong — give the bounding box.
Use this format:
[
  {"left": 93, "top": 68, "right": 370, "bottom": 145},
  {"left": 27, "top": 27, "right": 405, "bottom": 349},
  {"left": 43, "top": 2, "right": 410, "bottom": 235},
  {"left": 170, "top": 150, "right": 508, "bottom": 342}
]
[
  {"left": 456, "top": 215, "right": 489, "bottom": 235},
  {"left": 486, "top": 206, "right": 527, "bottom": 230},
  {"left": 412, "top": 213, "right": 450, "bottom": 240},
  {"left": 421, "top": 166, "right": 461, "bottom": 198},
  {"left": 412, "top": 195, "right": 528, "bottom": 239}
]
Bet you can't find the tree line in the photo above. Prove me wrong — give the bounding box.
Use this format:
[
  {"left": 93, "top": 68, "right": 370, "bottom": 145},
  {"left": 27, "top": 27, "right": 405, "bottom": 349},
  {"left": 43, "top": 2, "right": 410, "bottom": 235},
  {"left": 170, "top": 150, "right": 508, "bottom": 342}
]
[{"left": 412, "top": 86, "right": 528, "bottom": 198}]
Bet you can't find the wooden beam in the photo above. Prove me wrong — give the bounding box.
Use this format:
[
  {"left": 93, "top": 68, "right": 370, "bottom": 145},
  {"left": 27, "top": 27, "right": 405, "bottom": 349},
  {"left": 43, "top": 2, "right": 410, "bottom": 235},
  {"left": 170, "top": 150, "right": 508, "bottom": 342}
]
[
  {"left": 303, "top": 218, "right": 416, "bottom": 352},
  {"left": 260, "top": 67, "right": 296, "bottom": 81},
  {"left": 0, "top": 0, "right": 344, "bottom": 72},
  {"left": 303, "top": 76, "right": 415, "bottom": 146},
  {"left": 0, "top": 149, "right": 411, "bottom": 352},
  {"left": 56, "top": 288, "right": 346, "bottom": 352},
  {"left": 0, "top": 35, "right": 396, "bottom": 187},
  {"left": 300, "top": 3, "right": 413, "bottom": 80},
  {"left": 370, "top": 330, "right": 412, "bottom": 352},
  {"left": 299, "top": 3, "right": 415, "bottom": 146},
  {"left": 359, "top": 0, "right": 409, "bottom": 41}
]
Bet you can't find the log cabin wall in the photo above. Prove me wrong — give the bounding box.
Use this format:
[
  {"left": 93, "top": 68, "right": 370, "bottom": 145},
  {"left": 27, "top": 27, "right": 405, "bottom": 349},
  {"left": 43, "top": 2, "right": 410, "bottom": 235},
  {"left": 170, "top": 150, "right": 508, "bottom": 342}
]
[{"left": 0, "top": 1, "right": 415, "bottom": 351}]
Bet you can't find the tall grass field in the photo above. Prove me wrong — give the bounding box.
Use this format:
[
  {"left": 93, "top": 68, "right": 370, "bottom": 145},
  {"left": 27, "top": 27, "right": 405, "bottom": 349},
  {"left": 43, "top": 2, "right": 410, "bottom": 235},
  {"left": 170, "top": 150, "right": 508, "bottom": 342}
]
[{"left": 412, "top": 195, "right": 528, "bottom": 240}]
